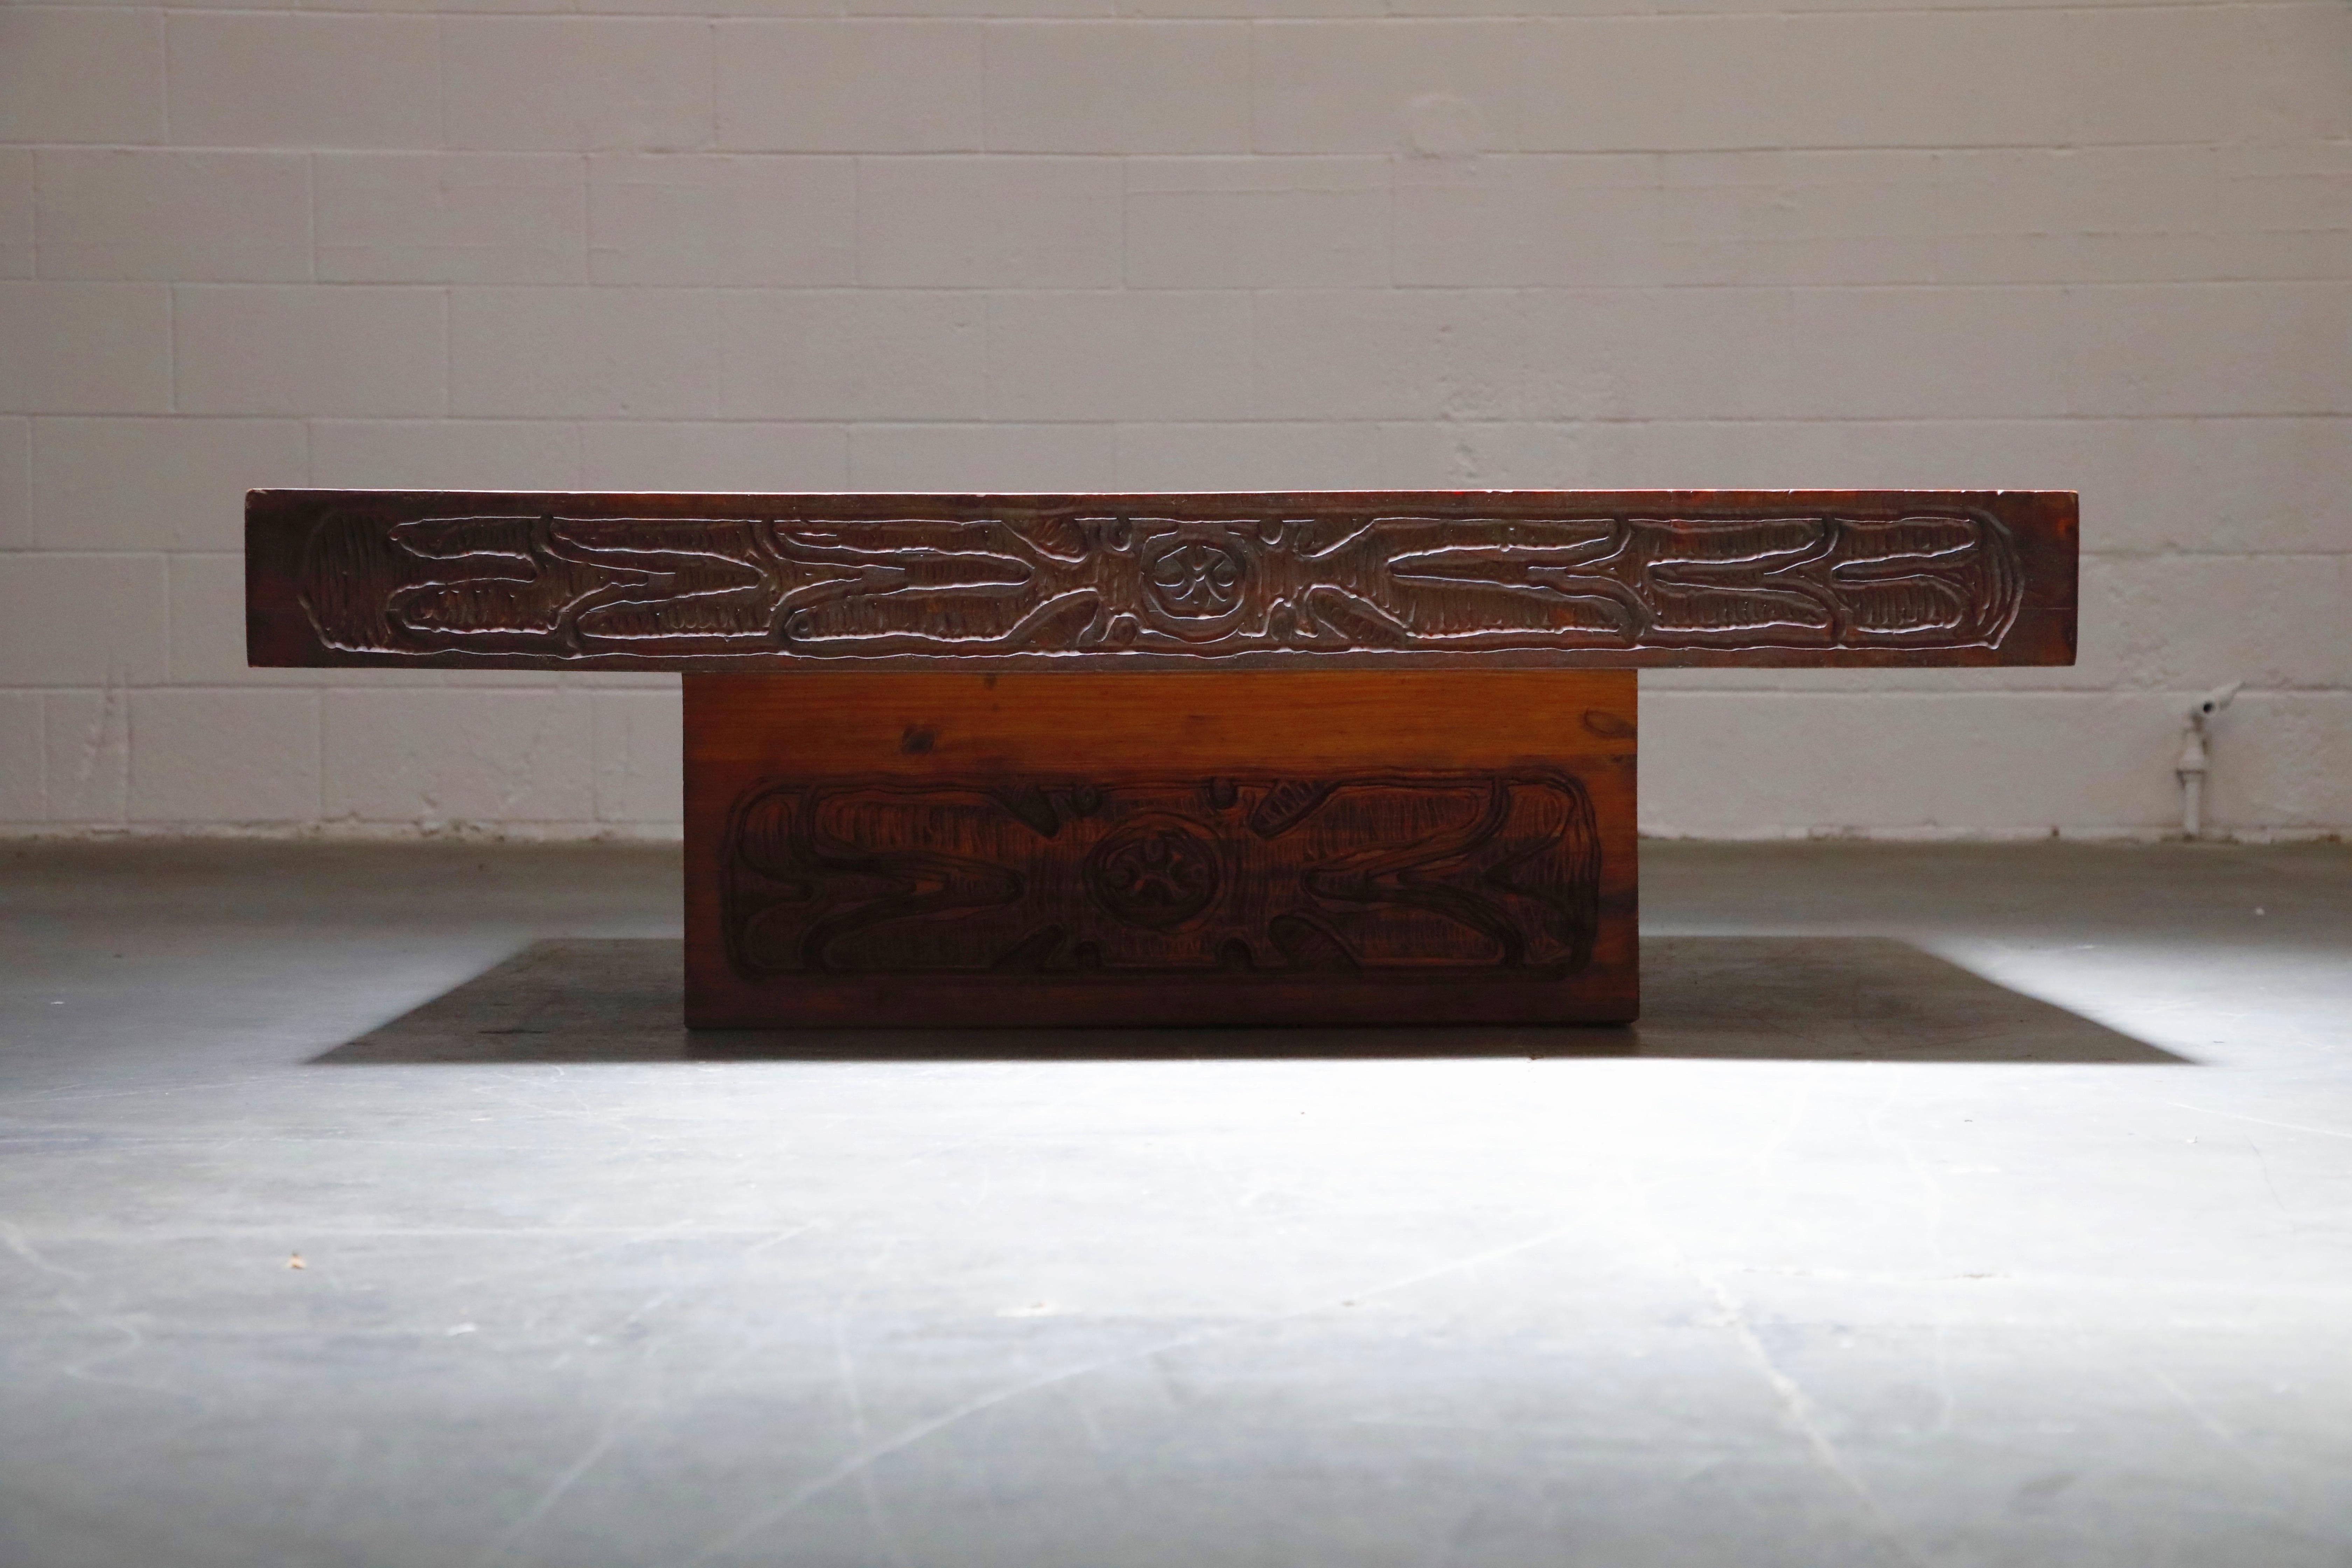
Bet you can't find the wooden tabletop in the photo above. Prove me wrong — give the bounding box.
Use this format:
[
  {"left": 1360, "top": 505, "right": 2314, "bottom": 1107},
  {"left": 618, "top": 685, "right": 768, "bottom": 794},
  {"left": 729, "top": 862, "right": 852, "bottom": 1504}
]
[{"left": 247, "top": 488, "right": 2076, "bottom": 672}]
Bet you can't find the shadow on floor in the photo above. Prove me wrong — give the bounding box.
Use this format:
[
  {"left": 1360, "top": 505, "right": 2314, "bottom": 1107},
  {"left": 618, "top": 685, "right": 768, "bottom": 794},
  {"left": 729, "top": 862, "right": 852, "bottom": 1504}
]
[{"left": 313, "top": 937, "right": 2184, "bottom": 1064}]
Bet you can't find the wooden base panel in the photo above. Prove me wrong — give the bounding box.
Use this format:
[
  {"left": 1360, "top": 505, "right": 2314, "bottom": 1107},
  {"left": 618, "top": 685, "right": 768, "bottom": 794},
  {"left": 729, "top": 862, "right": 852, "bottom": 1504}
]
[{"left": 684, "top": 671, "right": 1638, "bottom": 1028}]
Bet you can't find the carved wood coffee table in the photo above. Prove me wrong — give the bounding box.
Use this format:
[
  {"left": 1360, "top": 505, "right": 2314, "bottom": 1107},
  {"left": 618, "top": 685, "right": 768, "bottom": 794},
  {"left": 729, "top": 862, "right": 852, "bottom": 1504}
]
[{"left": 248, "top": 490, "right": 2077, "bottom": 1028}]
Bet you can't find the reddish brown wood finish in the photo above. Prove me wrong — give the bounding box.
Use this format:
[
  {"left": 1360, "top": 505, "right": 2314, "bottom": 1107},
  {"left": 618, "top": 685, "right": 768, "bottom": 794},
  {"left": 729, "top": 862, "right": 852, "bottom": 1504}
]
[
  {"left": 684, "top": 671, "right": 1639, "bottom": 1027},
  {"left": 252, "top": 487, "right": 2073, "bottom": 1029},
  {"left": 247, "top": 489, "right": 2076, "bottom": 672}
]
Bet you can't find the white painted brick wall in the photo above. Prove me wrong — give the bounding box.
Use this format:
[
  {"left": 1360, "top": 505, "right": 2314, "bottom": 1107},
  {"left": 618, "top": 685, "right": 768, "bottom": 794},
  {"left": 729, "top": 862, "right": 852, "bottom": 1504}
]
[{"left": 0, "top": 0, "right": 2345, "bottom": 838}]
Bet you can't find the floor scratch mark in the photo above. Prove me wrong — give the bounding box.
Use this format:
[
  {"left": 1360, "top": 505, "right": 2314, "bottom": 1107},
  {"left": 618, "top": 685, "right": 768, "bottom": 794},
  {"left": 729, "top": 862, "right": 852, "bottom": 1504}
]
[
  {"left": 2168, "top": 1103, "right": 2352, "bottom": 1142},
  {"left": 1695, "top": 1266, "right": 1929, "bottom": 1568},
  {"left": 670, "top": 1217, "right": 1594, "bottom": 1567}
]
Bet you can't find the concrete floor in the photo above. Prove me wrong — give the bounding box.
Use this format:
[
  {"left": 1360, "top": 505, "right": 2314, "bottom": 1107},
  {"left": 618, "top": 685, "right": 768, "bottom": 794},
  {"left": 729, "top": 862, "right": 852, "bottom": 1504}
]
[{"left": 2, "top": 840, "right": 2348, "bottom": 1568}]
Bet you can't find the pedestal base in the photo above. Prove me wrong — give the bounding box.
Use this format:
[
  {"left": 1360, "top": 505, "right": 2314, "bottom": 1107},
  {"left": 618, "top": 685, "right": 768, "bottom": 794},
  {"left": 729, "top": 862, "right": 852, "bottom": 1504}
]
[{"left": 684, "top": 671, "right": 1638, "bottom": 1028}]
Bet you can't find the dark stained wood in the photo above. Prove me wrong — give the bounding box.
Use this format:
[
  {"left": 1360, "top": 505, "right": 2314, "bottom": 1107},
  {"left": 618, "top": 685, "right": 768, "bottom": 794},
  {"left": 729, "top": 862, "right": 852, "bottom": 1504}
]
[
  {"left": 248, "top": 489, "right": 2077, "bottom": 672},
  {"left": 683, "top": 670, "right": 1639, "bottom": 1027},
  {"left": 255, "top": 485, "right": 2074, "bottom": 1028}
]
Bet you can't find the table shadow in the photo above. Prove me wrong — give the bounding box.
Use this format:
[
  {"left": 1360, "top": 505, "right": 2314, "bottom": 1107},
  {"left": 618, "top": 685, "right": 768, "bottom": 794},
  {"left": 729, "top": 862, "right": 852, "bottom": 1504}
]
[{"left": 312, "top": 937, "right": 2184, "bottom": 1064}]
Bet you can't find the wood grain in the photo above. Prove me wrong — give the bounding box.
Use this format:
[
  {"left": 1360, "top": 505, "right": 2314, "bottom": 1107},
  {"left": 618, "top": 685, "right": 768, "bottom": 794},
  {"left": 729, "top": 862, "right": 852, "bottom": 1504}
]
[
  {"left": 251, "top": 486, "right": 2073, "bottom": 1026},
  {"left": 249, "top": 489, "right": 2077, "bottom": 671},
  {"left": 683, "top": 670, "right": 1639, "bottom": 1027}
]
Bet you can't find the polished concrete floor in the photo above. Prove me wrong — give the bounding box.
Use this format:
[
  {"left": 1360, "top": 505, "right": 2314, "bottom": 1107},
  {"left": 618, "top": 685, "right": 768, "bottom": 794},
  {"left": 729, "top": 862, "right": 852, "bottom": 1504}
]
[{"left": 2, "top": 839, "right": 2349, "bottom": 1568}]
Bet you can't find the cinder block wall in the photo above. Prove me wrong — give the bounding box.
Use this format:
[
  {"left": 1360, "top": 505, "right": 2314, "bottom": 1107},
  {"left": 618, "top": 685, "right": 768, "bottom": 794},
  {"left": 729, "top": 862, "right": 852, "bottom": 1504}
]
[{"left": 1, "top": 0, "right": 2345, "bottom": 839}]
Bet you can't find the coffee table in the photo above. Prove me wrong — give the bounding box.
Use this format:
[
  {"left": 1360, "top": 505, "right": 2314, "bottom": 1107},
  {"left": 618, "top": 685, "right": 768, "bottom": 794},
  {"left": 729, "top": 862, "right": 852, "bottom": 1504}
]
[{"left": 248, "top": 489, "right": 2077, "bottom": 1027}]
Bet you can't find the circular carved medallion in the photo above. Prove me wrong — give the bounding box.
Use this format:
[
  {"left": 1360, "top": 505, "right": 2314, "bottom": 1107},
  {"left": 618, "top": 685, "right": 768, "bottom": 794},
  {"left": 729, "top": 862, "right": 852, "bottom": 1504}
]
[
  {"left": 1084, "top": 816, "right": 1221, "bottom": 929},
  {"left": 1143, "top": 540, "right": 1246, "bottom": 620}
]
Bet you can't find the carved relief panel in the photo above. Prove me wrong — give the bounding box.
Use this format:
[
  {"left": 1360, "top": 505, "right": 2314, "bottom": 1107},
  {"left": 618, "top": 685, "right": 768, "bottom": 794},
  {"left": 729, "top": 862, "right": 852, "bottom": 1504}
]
[
  {"left": 250, "top": 491, "right": 2077, "bottom": 670},
  {"left": 679, "top": 669, "right": 1642, "bottom": 1027},
  {"left": 722, "top": 771, "right": 1603, "bottom": 983}
]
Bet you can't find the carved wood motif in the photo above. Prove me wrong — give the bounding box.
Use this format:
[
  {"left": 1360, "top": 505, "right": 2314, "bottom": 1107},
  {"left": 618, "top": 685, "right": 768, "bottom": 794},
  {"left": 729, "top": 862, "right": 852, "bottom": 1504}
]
[
  {"left": 682, "top": 670, "right": 1638, "bottom": 1027},
  {"left": 248, "top": 490, "right": 2078, "bottom": 669},
  {"left": 722, "top": 771, "right": 1602, "bottom": 982}
]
